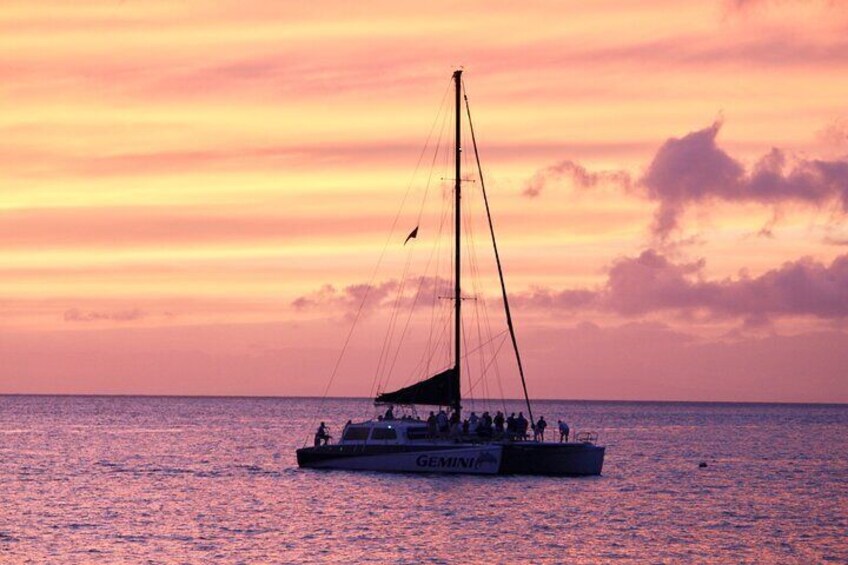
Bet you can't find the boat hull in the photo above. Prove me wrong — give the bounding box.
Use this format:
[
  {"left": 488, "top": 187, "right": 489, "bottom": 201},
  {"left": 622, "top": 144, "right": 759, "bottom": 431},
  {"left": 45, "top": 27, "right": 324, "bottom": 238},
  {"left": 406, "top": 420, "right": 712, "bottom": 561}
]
[
  {"left": 297, "top": 442, "right": 604, "bottom": 476},
  {"left": 297, "top": 444, "right": 503, "bottom": 475},
  {"left": 501, "top": 442, "right": 605, "bottom": 476}
]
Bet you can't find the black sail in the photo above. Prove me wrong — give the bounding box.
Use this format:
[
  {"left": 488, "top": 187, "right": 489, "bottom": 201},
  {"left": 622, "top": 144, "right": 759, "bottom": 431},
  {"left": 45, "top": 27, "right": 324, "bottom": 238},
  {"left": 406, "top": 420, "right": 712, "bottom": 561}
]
[{"left": 375, "top": 367, "right": 460, "bottom": 408}]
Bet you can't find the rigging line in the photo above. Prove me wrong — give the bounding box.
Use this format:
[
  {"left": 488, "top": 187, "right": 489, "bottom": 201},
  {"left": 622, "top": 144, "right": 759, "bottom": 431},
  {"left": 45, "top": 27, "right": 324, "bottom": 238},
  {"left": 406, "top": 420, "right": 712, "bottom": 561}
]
[
  {"left": 463, "top": 79, "right": 535, "bottom": 428},
  {"left": 307, "top": 78, "right": 452, "bottom": 445},
  {"left": 362, "top": 79, "right": 452, "bottom": 402},
  {"left": 380, "top": 99, "right": 455, "bottom": 394},
  {"left": 466, "top": 190, "right": 508, "bottom": 413},
  {"left": 371, "top": 245, "right": 415, "bottom": 398},
  {"left": 467, "top": 332, "right": 509, "bottom": 397},
  {"left": 420, "top": 194, "right": 450, "bottom": 380},
  {"left": 465, "top": 187, "right": 494, "bottom": 408}
]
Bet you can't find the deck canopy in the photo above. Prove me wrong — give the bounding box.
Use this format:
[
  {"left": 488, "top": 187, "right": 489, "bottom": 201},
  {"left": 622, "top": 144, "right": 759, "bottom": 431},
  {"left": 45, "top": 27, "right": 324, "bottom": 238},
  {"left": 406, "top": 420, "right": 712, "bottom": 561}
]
[{"left": 375, "top": 367, "right": 459, "bottom": 409}]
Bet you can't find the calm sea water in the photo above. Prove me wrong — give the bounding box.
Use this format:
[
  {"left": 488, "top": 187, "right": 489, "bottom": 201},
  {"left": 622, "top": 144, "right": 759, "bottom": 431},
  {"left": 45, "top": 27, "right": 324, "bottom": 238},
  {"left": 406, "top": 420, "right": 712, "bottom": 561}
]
[{"left": 1, "top": 396, "right": 846, "bottom": 564}]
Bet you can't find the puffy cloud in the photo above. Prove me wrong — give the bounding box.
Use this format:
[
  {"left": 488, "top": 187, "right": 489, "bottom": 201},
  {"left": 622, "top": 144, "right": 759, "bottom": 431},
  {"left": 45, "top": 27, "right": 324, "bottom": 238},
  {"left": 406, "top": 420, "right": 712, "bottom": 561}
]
[
  {"left": 518, "top": 250, "right": 848, "bottom": 323},
  {"left": 641, "top": 121, "right": 848, "bottom": 236},
  {"left": 525, "top": 121, "right": 848, "bottom": 236}
]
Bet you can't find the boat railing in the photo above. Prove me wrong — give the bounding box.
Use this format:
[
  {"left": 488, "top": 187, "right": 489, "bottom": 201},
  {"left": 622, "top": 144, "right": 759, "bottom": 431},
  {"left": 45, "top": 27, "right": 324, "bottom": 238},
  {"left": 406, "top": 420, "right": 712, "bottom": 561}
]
[{"left": 575, "top": 431, "right": 599, "bottom": 443}]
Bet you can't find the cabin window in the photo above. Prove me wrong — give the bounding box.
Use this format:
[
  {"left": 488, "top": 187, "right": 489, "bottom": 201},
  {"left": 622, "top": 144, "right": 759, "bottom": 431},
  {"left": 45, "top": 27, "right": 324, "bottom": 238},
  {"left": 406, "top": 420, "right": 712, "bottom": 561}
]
[
  {"left": 406, "top": 427, "right": 429, "bottom": 440},
  {"left": 342, "top": 427, "right": 370, "bottom": 441},
  {"left": 370, "top": 428, "right": 397, "bottom": 440}
]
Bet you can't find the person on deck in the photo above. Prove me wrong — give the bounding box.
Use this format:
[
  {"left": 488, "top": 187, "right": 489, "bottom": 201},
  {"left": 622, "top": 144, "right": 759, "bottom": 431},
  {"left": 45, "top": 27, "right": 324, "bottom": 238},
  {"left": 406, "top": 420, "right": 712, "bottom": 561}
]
[
  {"left": 516, "top": 412, "right": 528, "bottom": 440},
  {"left": 558, "top": 420, "right": 570, "bottom": 443},
  {"left": 449, "top": 419, "right": 461, "bottom": 439},
  {"left": 468, "top": 412, "right": 479, "bottom": 434},
  {"left": 506, "top": 413, "right": 516, "bottom": 439},
  {"left": 314, "top": 422, "right": 330, "bottom": 447},
  {"left": 427, "top": 411, "right": 437, "bottom": 438},
  {"left": 493, "top": 411, "right": 505, "bottom": 438},
  {"left": 479, "top": 412, "right": 493, "bottom": 439},
  {"left": 535, "top": 416, "right": 547, "bottom": 441},
  {"left": 384, "top": 406, "right": 395, "bottom": 420},
  {"left": 436, "top": 410, "right": 449, "bottom": 437}
]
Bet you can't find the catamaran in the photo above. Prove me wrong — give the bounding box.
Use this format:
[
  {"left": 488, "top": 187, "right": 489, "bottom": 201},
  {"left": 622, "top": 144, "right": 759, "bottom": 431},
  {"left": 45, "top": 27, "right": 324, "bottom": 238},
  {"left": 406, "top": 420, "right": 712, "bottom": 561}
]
[{"left": 296, "top": 70, "right": 605, "bottom": 476}]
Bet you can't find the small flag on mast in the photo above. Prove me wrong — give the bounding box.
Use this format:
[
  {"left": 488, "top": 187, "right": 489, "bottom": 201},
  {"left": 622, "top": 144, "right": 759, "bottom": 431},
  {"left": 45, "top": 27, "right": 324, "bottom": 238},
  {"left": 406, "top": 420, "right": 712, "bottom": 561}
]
[{"left": 404, "top": 226, "right": 419, "bottom": 245}]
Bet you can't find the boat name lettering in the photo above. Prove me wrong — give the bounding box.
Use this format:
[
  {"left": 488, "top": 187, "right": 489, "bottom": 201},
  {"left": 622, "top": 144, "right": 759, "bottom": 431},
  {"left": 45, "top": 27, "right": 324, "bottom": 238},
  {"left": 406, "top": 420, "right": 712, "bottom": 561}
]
[{"left": 415, "top": 453, "right": 497, "bottom": 469}]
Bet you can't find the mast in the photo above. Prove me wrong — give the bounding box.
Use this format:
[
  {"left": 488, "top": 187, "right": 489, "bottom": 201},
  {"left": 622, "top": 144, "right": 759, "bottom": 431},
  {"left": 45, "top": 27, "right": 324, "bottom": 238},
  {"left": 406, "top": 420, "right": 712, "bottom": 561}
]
[{"left": 452, "top": 69, "right": 462, "bottom": 417}]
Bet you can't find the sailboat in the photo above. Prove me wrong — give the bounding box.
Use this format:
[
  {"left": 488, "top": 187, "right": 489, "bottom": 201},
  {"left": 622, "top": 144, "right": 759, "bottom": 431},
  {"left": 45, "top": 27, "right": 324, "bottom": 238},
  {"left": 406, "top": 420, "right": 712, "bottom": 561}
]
[{"left": 296, "top": 70, "right": 605, "bottom": 476}]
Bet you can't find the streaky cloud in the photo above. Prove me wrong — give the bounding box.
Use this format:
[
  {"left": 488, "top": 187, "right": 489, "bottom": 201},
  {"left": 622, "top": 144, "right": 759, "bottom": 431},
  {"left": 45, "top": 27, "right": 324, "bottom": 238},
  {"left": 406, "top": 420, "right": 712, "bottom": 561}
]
[
  {"left": 522, "top": 159, "right": 631, "bottom": 198},
  {"left": 64, "top": 307, "right": 146, "bottom": 323}
]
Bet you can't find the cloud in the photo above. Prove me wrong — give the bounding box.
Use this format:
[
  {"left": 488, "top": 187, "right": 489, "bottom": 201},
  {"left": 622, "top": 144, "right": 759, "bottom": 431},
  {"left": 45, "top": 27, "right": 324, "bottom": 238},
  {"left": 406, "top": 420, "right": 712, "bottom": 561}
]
[
  {"left": 64, "top": 307, "right": 146, "bottom": 322},
  {"left": 528, "top": 121, "right": 848, "bottom": 236},
  {"left": 641, "top": 121, "right": 848, "bottom": 236},
  {"left": 291, "top": 283, "right": 396, "bottom": 313},
  {"left": 522, "top": 159, "right": 631, "bottom": 198},
  {"left": 291, "top": 276, "right": 455, "bottom": 317},
  {"left": 517, "top": 249, "right": 848, "bottom": 323}
]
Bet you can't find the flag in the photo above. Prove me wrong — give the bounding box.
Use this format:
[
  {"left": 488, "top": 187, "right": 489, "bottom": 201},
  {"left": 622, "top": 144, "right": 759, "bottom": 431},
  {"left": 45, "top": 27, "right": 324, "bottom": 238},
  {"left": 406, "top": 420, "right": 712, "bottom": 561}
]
[{"left": 404, "top": 226, "right": 419, "bottom": 245}]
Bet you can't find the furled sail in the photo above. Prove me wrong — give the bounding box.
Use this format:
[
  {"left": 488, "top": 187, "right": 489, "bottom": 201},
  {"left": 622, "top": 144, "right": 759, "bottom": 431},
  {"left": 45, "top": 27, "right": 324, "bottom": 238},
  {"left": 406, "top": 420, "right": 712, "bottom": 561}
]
[{"left": 375, "top": 366, "right": 460, "bottom": 408}]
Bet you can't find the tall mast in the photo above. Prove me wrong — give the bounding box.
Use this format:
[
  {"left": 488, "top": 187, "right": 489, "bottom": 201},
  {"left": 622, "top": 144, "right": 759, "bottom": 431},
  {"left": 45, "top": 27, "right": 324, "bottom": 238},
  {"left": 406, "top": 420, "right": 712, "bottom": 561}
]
[{"left": 452, "top": 69, "right": 462, "bottom": 417}]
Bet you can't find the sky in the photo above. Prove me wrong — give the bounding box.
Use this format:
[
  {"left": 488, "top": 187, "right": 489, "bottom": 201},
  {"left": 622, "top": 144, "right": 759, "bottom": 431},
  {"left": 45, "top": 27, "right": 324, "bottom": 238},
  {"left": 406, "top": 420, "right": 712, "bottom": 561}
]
[{"left": 1, "top": 0, "right": 847, "bottom": 402}]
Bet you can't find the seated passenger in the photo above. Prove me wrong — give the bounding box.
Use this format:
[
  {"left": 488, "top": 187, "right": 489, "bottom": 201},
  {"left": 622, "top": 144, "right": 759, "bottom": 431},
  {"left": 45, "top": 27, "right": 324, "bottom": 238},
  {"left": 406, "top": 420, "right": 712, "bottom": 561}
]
[
  {"left": 314, "top": 422, "right": 331, "bottom": 447},
  {"left": 384, "top": 406, "right": 395, "bottom": 420}
]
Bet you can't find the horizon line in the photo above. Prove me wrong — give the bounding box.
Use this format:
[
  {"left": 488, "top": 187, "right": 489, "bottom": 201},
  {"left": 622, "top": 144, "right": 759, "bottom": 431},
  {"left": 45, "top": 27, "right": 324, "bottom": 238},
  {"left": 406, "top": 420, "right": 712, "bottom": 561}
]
[{"left": 0, "top": 392, "right": 845, "bottom": 407}]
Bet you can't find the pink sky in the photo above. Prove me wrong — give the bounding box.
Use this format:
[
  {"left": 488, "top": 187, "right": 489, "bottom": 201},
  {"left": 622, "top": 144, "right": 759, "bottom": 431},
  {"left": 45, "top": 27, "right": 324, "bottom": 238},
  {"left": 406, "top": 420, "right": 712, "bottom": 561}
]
[{"left": 1, "top": 0, "right": 847, "bottom": 402}]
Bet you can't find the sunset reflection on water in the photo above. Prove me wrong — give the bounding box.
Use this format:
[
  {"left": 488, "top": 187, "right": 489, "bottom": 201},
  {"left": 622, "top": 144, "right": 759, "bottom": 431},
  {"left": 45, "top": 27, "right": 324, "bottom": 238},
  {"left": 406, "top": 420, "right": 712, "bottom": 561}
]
[{"left": 1, "top": 397, "right": 846, "bottom": 563}]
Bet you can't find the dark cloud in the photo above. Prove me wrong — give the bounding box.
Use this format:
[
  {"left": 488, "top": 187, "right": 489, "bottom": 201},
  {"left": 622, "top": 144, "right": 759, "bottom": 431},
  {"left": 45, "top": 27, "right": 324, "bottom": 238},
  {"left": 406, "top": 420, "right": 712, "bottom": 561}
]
[
  {"left": 522, "top": 159, "right": 631, "bottom": 198},
  {"left": 64, "top": 308, "right": 145, "bottom": 322},
  {"left": 517, "top": 250, "right": 848, "bottom": 323},
  {"left": 641, "top": 122, "right": 848, "bottom": 236}
]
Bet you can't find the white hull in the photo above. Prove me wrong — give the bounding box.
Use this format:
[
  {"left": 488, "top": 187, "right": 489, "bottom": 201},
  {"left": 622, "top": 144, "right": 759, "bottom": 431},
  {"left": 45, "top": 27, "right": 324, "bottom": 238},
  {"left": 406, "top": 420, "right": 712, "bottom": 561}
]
[{"left": 305, "top": 445, "right": 504, "bottom": 475}]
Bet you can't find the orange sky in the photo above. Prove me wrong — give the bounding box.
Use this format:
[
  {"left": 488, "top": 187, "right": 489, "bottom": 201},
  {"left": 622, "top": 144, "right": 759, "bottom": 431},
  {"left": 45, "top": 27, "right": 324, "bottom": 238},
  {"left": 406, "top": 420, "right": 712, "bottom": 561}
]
[{"left": 2, "top": 0, "right": 847, "bottom": 402}]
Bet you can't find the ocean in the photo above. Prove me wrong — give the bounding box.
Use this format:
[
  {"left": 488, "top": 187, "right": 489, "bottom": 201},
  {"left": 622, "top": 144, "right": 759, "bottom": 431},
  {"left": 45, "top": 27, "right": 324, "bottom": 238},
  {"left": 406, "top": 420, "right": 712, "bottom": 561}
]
[{"left": 1, "top": 396, "right": 846, "bottom": 564}]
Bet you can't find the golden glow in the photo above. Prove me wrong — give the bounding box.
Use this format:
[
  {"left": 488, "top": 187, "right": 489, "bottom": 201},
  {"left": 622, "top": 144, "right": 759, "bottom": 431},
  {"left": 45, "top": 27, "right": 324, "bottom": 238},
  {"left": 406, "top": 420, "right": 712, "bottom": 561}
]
[{"left": 2, "top": 0, "right": 846, "bottom": 399}]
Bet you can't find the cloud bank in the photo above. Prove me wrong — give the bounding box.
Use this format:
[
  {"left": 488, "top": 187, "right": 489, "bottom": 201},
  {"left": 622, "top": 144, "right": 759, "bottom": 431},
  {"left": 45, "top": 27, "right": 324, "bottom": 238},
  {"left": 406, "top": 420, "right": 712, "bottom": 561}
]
[{"left": 518, "top": 250, "right": 848, "bottom": 323}]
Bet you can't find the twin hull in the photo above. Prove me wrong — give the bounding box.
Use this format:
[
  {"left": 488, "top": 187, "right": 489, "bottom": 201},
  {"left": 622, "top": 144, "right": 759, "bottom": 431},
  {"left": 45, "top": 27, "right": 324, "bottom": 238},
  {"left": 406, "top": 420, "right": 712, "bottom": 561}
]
[{"left": 296, "top": 442, "right": 604, "bottom": 476}]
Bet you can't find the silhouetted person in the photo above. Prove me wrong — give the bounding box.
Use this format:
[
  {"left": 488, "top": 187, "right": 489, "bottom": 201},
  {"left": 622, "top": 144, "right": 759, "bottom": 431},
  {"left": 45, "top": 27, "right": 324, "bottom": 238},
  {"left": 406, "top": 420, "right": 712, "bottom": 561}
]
[
  {"left": 516, "top": 412, "right": 528, "bottom": 440},
  {"left": 558, "top": 420, "right": 570, "bottom": 443},
  {"left": 384, "top": 406, "right": 395, "bottom": 420},
  {"left": 468, "top": 412, "right": 479, "bottom": 435},
  {"left": 535, "top": 416, "right": 547, "bottom": 441},
  {"left": 427, "top": 411, "right": 437, "bottom": 438},
  {"left": 436, "top": 410, "right": 448, "bottom": 436},
  {"left": 506, "top": 413, "right": 516, "bottom": 439},
  {"left": 493, "top": 411, "right": 505, "bottom": 437},
  {"left": 314, "top": 422, "right": 330, "bottom": 446}
]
